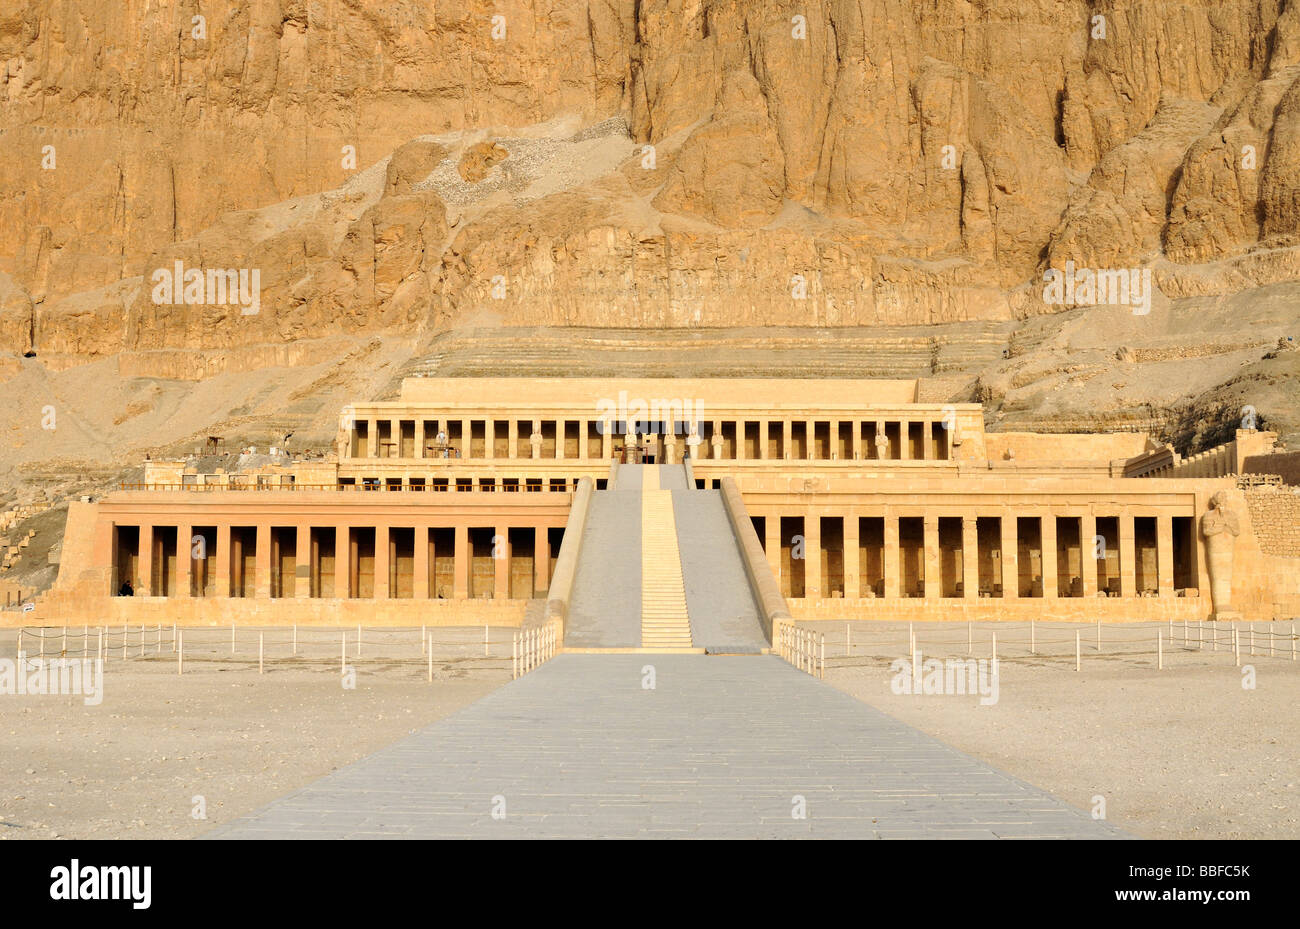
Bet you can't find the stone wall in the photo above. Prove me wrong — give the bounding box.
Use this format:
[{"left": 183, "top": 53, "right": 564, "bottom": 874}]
[
  {"left": 1243, "top": 488, "right": 1300, "bottom": 557},
  {"left": 1242, "top": 451, "right": 1300, "bottom": 486}
]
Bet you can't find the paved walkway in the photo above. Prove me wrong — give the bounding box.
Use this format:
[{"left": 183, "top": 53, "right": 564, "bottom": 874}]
[{"left": 207, "top": 655, "right": 1125, "bottom": 839}]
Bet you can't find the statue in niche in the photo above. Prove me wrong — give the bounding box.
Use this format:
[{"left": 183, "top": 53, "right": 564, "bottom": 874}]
[{"left": 1200, "top": 490, "right": 1242, "bottom": 621}]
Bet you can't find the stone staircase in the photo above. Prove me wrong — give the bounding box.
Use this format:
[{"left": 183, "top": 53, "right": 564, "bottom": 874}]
[{"left": 639, "top": 488, "right": 694, "bottom": 649}]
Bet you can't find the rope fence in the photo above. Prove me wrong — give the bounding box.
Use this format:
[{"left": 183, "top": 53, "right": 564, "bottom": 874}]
[
  {"left": 8, "top": 623, "right": 520, "bottom": 680},
  {"left": 511, "top": 620, "right": 560, "bottom": 679},
  {"left": 799, "top": 618, "right": 1299, "bottom": 672}
]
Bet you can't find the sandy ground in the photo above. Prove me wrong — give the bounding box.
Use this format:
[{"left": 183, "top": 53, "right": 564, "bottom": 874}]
[
  {"left": 0, "top": 626, "right": 512, "bottom": 839},
  {"left": 806, "top": 620, "right": 1300, "bottom": 840},
  {"left": 2, "top": 620, "right": 1296, "bottom": 840}
]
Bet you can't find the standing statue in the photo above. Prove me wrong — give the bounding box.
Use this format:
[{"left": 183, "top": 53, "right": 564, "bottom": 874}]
[{"left": 1200, "top": 491, "right": 1242, "bottom": 621}]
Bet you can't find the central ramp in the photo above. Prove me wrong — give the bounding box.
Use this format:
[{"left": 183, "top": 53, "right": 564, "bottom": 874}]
[
  {"left": 565, "top": 464, "right": 766, "bottom": 652},
  {"left": 207, "top": 654, "right": 1128, "bottom": 840}
]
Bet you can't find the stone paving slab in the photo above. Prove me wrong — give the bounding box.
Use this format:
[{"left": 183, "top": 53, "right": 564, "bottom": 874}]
[{"left": 206, "top": 654, "right": 1127, "bottom": 840}]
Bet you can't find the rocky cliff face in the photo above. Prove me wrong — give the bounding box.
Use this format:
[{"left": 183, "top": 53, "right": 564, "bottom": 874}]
[{"left": 1, "top": 1, "right": 1299, "bottom": 435}]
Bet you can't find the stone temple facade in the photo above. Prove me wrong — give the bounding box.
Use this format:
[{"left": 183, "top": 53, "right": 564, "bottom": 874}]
[{"left": 34, "top": 376, "right": 1300, "bottom": 636}]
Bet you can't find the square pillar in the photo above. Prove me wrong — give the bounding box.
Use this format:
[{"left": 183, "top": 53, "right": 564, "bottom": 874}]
[
  {"left": 1157, "top": 515, "right": 1174, "bottom": 597},
  {"left": 374, "top": 525, "right": 390, "bottom": 599},
  {"left": 334, "top": 525, "right": 350, "bottom": 599},
  {"left": 254, "top": 523, "right": 272, "bottom": 599},
  {"left": 922, "top": 421, "right": 934, "bottom": 460},
  {"left": 764, "top": 516, "right": 781, "bottom": 586},
  {"left": 804, "top": 515, "right": 821, "bottom": 599},
  {"left": 923, "top": 515, "right": 940, "bottom": 598},
  {"left": 899, "top": 420, "right": 911, "bottom": 460},
  {"left": 461, "top": 418, "right": 472, "bottom": 459},
  {"left": 759, "top": 420, "right": 770, "bottom": 460},
  {"left": 535, "top": 526, "right": 550, "bottom": 595},
  {"left": 215, "top": 525, "right": 232, "bottom": 598},
  {"left": 961, "top": 517, "right": 978, "bottom": 599},
  {"left": 852, "top": 421, "right": 863, "bottom": 460},
  {"left": 1041, "top": 514, "right": 1057, "bottom": 599},
  {"left": 138, "top": 524, "right": 154, "bottom": 596},
  {"left": 736, "top": 420, "right": 747, "bottom": 462},
  {"left": 782, "top": 420, "right": 793, "bottom": 460},
  {"left": 883, "top": 515, "right": 901, "bottom": 599},
  {"left": 414, "top": 527, "right": 430, "bottom": 599},
  {"left": 494, "top": 526, "right": 510, "bottom": 599},
  {"left": 1000, "top": 515, "right": 1018, "bottom": 599},
  {"left": 367, "top": 418, "right": 378, "bottom": 457},
  {"left": 453, "top": 525, "right": 469, "bottom": 598},
  {"left": 844, "top": 515, "right": 861, "bottom": 599},
  {"left": 295, "top": 524, "right": 311, "bottom": 598},
  {"left": 177, "top": 522, "right": 193, "bottom": 598},
  {"left": 484, "top": 419, "right": 495, "bottom": 460},
  {"left": 389, "top": 418, "right": 401, "bottom": 458},
  {"left": 415, "top": 419, "right": 426, "bottom": 459},
  {"left": 554, "top": 419, "right": 565, "bottom": 459},
  {"left": 601, "top": 421, "right": 613, "bottom": 459},
  {"left": 1119, "top": 514, "right": 1136, "bottom": 598},
  {"left": 1081, "top": 513, "right": 1098, "bottom": 597},
  {"left": 508, "top": 419, "right": 519, "bottom": 459}
]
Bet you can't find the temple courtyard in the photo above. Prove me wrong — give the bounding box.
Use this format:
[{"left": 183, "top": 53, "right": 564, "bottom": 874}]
[{"left": 0, "top": 622, "right": 1294, "bottom": 840}]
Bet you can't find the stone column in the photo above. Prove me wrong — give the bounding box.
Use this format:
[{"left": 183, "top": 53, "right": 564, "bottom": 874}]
[
  {"left": 484, "top": 419, "right": 495, "bottom": 460},
  {"left": 923, "top": 515, "right": 940, "bottom": 598},
  {"left": 875, "top": 420, "right": 888, "bottom": 460},
  {"left": 215, "top": 524, "right": 232, "bottom": 598},
  {"left": 367, "top": 418, "right": 378, "bottom": 457},
  {"left": 1081, "top": 513, "right": 1098, "bottom": 597},
  {"left": 1001, "top": 515, "right": 1018, "bottom": 599},
  {"left": 844, "top": 514, "right": 861, "bottom": 599},
  {"left": 415, "top": 419, "right": 426, "bottom": 459},
  {"left": 294, "top": 524, "right": 311, "bottom": 599},
  {"left": 804, "top": 515, "right": 821, "bottom": 599},
  {"left": 255, "top": 523, "right": 272, "bottom": 598},
  {"left": 1119, "top": 514, "right": 1136, "bottom": 598},
  {"left": 389, "top": 418, "right": 401, "bottom": 458},
  {"left": 899, "top": 420, "right": 911, "bottom": 460},
  {"left": 711, "top": 420, "right": 724, "bottom": 460},
  {"left": 414, "top": 527, "right": 430, "bottom": 599},
  {"left": 138, "top": 524, "right": 154, "bottom": 596},
  {"left": 495, "top": 526, "right": 510, "bottom": 599},
  {"left": 461, "top": 418, "right": 473, "bottom": 459},
  {"left": 961, "top": 516, "right": 978, "bottom": 599},
  {"left": 531, "top": 420, "right": 542, "bottom": 460},
  {"left": 601, "top": 420, "right": 613, "bottom": 460},
  {"left": 1041, "top": 515, "right": 1057, "bottom": 599},
  {"left": 806, "top": 419, "right": 817, "bottom": 459},
  {"left": 759, "top": 420, "right": 770, "bottom": 460},
  {"left": 922, "top": 421, "right": 934, "bottom": 460},
  {"left": 535, "top": 526, "right": 550, "bottom": 595},
  {"left": 1157, "top": 515, "right": 1174, "bottom": 596},
  {"left": 177, "top": 522, "right": 193, "bottom": 598},
  {"left": 453, "top": 524, "right": 470, "bottom": 599},
  {"left": 852, "top": 421, "right": 863, "bottom": 460},
  {"left": 508, "top": 419, "right": 519, "bottom": 459},
  {"left": 883, "top": 514, "right": 901, "bottom": 599},
  {"left": 782, "top": 420, "right": 793, "bottom": 460},
  {"left": 374, "top": 525, "right": 390, "bottom": 599},
  {"left": 735, "top": 420, "right": 746, "bottom": 462},
  {"left": 334, "top": 525, "right": 350, "bottom": 599}
]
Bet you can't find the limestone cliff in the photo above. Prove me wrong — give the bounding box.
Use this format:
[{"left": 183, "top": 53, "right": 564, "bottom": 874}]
[{"left": 1, "top": 0, "right": 1299, "bottom": 465}]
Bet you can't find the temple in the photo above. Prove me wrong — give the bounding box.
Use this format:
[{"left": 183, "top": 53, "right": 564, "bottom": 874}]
[{"left": 40, "top": 376, "right": 1300, "bottom": 636}]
